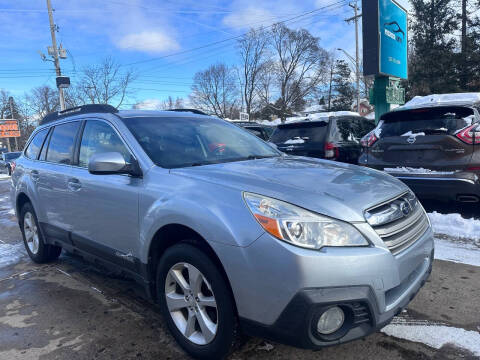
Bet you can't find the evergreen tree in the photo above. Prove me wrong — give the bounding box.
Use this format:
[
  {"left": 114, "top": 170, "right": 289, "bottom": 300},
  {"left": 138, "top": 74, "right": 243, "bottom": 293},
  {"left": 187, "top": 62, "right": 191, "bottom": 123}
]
[
  {"left": 407, "top": 0, "right": 458, "bottom": 97},
  {"left": 331, "top": 60, "right": 355, "bottom": 111}
]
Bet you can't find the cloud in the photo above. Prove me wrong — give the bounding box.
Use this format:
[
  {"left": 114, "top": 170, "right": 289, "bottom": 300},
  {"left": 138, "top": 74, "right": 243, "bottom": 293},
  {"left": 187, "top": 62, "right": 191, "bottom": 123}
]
[
  {"left": 117, "top": 31, "right": 180, "bottom": 54},
  {"left": 133, "top": 99, "right": 163, "bottom": 110},
  {"left": 222, "top": 7, "right": 277, "bottom": 30}
]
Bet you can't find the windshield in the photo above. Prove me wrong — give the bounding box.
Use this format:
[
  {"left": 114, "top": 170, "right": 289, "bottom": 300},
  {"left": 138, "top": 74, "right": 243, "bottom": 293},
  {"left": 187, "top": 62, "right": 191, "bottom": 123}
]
[
  {"left": 270, "top": 122, "right": 328, "bottom": 144},
  {"left": 122, "top": 116, "right": 280, "bottom": 168},
  {"left": 5, "top": 152, "right": 21, "bottom": 160},
  {"left": 379, "top": 106, "right": 475, "bottom": 137}
]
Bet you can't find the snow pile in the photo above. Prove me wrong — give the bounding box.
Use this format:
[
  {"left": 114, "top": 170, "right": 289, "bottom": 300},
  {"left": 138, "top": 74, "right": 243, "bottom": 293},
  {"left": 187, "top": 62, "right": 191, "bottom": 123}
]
[
  {"left": 384, "top": 167, "right": 457, "bottom": 175},
  {"left": 0, "top": 174, "right": 10, "bottom": 180},
  {"left": 401, "top": 93, "right": 480, "bottom": 109},
  {"left": 0, "top": 243, "right": 24, "bottom": 268},
  {"left": 428, "top": 212, "right": 480, "bottom": 240}
]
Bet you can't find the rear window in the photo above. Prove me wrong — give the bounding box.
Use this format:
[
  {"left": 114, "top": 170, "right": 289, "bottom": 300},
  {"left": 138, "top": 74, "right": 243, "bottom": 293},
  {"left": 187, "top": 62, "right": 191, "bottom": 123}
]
[
  {"left": 379, "top": 107, "right": 475, "bottom": 137},
  {"left": 270, "top": 122, "right": 328, "bottom": 144}
]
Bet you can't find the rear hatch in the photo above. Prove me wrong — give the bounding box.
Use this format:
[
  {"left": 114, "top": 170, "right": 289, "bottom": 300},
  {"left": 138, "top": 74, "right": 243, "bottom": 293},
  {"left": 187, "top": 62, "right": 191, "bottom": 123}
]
[
  {"left": 270, "top": 121, "right": 329, "bottom": 157},
  {"left": 367, "top": 106, "right": 477, "bottom": 173}
]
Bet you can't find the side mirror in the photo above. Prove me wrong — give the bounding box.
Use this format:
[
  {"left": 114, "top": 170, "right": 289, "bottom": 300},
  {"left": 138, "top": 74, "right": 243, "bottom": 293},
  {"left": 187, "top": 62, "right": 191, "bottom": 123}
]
[{"left": 88, "top": 152, "right": 142, "bottom": 177}]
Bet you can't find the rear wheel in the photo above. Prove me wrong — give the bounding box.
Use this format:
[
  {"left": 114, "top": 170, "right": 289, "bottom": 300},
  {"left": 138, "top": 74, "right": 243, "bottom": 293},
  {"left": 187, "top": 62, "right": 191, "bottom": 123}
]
[
  {"left": 20, "top": 203, "right": 62, "bottom": 263},
  {"left": 156, "top": 243, "right": 239, "bottom": 359}
]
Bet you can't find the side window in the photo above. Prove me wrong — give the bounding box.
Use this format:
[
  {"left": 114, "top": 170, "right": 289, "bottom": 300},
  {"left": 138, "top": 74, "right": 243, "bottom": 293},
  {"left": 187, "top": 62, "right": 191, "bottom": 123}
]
[
  {"left": 335, "top": 119, "right": 355, "bottom": 142},
  {"left": 46, "top": 122, "right": 81, "bottom": 165},
  {"left": 78, "top": 120, "right": 131, "bottom": 168},
  {"left": 25, "top": 128, "right": 48, "bottom": 160}
]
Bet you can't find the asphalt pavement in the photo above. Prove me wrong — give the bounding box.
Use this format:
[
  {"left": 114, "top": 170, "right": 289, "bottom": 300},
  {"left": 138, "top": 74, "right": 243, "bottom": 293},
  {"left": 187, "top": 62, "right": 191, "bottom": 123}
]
[{"left": 0, "top": 175, "right": 479, "bottom": 360}]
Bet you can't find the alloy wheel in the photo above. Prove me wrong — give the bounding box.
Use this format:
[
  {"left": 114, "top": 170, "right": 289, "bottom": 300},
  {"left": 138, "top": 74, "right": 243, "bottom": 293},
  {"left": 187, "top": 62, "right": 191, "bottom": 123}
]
[
  {"left": 165, "top": 262, "right": 218, "bottom": 345},
  {"left": 23, "top": 212, "right": 39, "bottom": 254}
]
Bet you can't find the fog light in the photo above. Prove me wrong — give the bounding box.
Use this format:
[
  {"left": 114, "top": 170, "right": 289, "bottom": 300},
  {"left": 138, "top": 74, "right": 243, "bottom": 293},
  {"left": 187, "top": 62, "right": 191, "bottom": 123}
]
[{"left": 317, "top": 306, "right": 345, "bottom": 335}]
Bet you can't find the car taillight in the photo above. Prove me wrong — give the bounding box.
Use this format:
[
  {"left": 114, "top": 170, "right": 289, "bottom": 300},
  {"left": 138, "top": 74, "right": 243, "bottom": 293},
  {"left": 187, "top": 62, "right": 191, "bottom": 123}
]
[
  {"left": 360, "top": 132, "right": 378, "bottom": 147},
  {"left": 324, "top": 142, "right": 339, "bottom": 159},
  {"left": 10, "top": 161, "right": 16, "bottom": 173},
  {"left": 456, "top": 124, "right": 480, "bottom": 144}
]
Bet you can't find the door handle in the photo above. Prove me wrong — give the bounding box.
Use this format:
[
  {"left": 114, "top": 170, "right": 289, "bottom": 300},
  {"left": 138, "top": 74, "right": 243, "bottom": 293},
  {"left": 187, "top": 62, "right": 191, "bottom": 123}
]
[
  {"left": 67, "top": 178, "right": 82, "bottom": 191},
  {"left": 31, "top": 170, "right": 40, "bottom": 182}
]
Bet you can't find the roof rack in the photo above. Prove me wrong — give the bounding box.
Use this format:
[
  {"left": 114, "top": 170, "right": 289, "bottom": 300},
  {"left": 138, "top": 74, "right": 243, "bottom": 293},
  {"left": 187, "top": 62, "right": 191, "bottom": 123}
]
[
  {"left": 167, "top": 108, "right": 207, "bottom": 115},
  {"left": 39, "top": 104, "right": 118, "bottom": 125}
]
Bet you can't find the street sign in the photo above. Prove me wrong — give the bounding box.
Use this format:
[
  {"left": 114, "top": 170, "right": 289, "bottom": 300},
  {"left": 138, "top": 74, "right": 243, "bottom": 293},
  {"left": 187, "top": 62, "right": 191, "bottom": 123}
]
[
  {"left": 362, "top": 0, "right": 408, "bottom": 79},
  {"left": 0, "top": 119, "right": 20, "bottom": 138}
]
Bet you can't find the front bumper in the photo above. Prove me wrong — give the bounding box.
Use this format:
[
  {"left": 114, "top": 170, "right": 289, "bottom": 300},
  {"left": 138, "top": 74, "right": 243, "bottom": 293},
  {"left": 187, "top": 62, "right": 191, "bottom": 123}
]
[
  {"left": 240, "top": 249, "right": 433, "bottom": 349},
  {"left": 224, "top": 224, "right": 434, "bottom": 349}
]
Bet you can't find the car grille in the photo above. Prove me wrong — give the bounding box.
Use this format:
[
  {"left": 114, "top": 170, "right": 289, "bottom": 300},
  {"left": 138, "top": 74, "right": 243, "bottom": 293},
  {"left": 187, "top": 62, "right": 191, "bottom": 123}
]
[{"left": 365, "top": 192, "right": 430, "bottom": 255}]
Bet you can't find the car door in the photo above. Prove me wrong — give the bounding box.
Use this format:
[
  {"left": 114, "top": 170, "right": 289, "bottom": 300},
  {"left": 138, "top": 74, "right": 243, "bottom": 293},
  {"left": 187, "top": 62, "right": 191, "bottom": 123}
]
[
  {"left": 36, "top": 121, "right": 82, "bottom": 243},
  {"left": 67, "top": 119, "right": 141, "bottom": 271}
]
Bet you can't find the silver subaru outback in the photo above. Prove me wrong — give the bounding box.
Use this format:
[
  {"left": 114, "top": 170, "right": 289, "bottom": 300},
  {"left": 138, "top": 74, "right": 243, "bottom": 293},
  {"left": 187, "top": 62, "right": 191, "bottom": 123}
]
[{"left": 11, "top": 105, "right": 434, "bottom": 359}]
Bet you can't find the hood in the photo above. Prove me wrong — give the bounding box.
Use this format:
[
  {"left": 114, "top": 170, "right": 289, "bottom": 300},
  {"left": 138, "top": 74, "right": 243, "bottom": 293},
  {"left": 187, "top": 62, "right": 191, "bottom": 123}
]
[{"left": 171, "top": 156, "right": 409, "bottom": 222}]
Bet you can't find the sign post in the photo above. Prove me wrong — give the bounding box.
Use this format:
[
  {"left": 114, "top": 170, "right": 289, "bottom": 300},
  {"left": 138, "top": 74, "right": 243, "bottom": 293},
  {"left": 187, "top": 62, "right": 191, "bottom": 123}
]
[{"left": 362, "top": 0, "right": 408, "bottom": 123}]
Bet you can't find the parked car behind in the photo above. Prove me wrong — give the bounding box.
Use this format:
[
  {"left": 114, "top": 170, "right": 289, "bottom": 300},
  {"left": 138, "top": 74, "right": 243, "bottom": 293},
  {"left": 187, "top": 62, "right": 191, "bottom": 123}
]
[
  {"left": 359, "top": 93, "right": 480, "bottom": 203},
  {"left": 12, "top": 105, "right": 433, "bottom": 359},
  {"left": 231, "top": 121, "right": 275, "bottom": 141},
  {"left": 269, "top": 115, "right": 375, "bottom": 164},
  {"left": 0, "top": 151, "right": 21, "bottom": 175}
]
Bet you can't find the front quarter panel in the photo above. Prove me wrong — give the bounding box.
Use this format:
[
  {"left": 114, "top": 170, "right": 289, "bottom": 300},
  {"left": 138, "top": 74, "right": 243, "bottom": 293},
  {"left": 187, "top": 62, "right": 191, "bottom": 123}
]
[{"left": 138, "top": 167, "right": 264, "bottom": 263}]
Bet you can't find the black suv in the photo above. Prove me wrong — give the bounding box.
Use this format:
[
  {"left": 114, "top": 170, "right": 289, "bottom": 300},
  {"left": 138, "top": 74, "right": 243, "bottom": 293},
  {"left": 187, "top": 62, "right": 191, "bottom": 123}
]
[
  {"left": 359, "top": 95, "right": 480, "bottom": 203},
  {"left": 269, "top": 115, "right": 375, "bottom": 164}
]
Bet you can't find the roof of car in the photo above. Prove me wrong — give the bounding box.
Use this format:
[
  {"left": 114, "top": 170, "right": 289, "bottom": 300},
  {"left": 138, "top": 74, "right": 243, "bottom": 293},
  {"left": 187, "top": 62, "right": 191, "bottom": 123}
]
[
  {"left": 39, "top": 104, "right": 213, "bottom": 126},
  {"left": 395, "top": 93, "right": 480, "bottom": 111}
]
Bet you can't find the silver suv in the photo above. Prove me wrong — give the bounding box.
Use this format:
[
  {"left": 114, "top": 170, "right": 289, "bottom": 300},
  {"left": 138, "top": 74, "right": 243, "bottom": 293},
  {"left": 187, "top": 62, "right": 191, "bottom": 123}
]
[{"left": 11, "top": 105, "right": 434, "bottom": 359}]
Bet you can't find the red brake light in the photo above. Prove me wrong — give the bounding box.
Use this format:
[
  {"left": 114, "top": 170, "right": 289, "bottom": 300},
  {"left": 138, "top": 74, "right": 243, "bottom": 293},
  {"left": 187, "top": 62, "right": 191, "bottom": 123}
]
[
  {"left": 324, "top": 142, "right": 339, "bottom": 159},
  {"left": 360, "top": 132, "right": 378, "bottom": 147},
  {"left": 456, "top": 124, "right": 480, "bottom": 144}
]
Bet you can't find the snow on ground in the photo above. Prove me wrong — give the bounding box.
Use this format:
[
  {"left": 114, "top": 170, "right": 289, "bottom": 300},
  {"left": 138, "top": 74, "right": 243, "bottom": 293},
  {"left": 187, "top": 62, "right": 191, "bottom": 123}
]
[
  {"left": 382, "top": 315, "right": 480, "bottom": 356},
  {"left": 0, "top": 243, "right": 24, "bottom": 268},
  {"left": 434, "top": 237, "right": 480, "bottom": 267},
  {"left": 428, "top": 212, "right": 480, "bottom": 240},
  {"left": 0, "top": 174, "right": 10, "bottom": 179}
]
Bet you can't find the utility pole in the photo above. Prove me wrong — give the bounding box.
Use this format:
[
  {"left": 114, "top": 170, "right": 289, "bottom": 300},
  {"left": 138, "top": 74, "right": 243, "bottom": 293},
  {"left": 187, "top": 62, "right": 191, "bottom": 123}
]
[
  {"left": 46, "top": 0, "right": 65, "bottom": 110},
  {"left": 9, "top": 97, "right": 18, "bottom": 151},
  {"left": 346, "top": 0, "right": 361, "bottom": 114},
  {"left": 461, "top": 0, "right": 468, "bottom": 89}
]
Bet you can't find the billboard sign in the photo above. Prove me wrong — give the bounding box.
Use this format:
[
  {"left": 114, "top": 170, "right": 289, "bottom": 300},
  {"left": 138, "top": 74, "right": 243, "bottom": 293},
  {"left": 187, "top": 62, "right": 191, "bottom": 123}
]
[
  {"left": 0, "top": 119, "right": 20, "bottom": 138},
  {"left": 363, "top": 0, "right": 408, "bottom": 79}
]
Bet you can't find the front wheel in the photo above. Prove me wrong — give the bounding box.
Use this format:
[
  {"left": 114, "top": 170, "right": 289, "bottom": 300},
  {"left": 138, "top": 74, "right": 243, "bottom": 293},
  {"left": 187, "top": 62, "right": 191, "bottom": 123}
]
[
  {"left": 157, "top": 243, "right": 239, "bottom": 359},
  {"left": 20, "top": 203, "right": 62, "bottom": 263}
]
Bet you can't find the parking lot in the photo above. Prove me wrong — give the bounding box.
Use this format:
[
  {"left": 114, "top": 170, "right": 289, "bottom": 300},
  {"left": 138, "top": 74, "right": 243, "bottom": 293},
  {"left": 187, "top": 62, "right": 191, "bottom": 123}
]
[{"left": 0, "top": 174, "right": 479, "bottom": 359}]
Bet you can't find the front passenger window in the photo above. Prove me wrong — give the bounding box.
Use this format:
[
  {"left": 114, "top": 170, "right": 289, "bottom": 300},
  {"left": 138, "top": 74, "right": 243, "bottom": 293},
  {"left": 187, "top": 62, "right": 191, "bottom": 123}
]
[{"left": 79, "top": 121, "right": 131, "bottom": 168}]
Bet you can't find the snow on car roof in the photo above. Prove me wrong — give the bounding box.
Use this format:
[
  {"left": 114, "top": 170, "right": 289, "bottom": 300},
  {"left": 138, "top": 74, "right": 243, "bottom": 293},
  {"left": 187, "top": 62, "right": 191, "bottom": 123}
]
[{"left": 397, "top": 93, "right": 480, "bottom": 110}]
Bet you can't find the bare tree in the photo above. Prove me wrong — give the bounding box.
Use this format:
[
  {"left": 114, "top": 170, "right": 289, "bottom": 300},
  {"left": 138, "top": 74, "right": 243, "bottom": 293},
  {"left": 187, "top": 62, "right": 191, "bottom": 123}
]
[
  {"left": 237, "top": 28, "right": 269, "bottom": 117},
  {"left": 190, "top": 63, "right": 239, "bottom": 118},
  {"left": 76, "top": 57, "right": 135, "bottom": 108},
  {"left": 269, "top": 24, "right": 329, "bottom": 122},
  {"left": 25, "top": 86, "right": 60, "bottom": 119}
]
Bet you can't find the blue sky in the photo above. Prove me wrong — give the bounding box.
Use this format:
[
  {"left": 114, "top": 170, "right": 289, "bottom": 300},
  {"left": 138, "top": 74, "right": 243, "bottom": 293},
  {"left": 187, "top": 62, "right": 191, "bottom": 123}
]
[{"left": 0, "top": 0, "right": 410, "bottom": 109}]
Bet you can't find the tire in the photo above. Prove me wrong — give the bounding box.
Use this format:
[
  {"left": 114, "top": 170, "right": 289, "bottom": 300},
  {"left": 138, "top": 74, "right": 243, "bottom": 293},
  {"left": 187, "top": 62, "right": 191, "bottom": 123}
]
[
  {"left": 20, "top": 202, "right": 62, "bottom": 263},
  {"left": 157, "top": 242, "right": 239, "bottom": 359}
]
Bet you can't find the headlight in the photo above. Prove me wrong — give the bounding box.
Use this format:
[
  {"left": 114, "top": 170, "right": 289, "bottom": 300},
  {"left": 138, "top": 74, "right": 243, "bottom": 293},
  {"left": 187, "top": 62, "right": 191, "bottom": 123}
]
[{"left": 243, "top": 192, "right": 369, "bottom": 249}]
